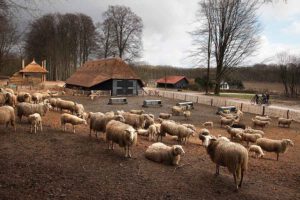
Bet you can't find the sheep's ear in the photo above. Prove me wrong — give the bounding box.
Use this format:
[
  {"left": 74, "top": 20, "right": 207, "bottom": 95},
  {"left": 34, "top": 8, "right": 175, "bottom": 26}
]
[{"left": 199, "top": 134, "right": 206, "bottom": 141}]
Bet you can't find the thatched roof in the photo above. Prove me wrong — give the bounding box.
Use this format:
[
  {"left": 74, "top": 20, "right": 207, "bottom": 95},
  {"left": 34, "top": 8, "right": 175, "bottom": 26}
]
[
  {"left": 65, "top": 58, "right": 143, "bottom": 88},
  {"left": 20, "top": 60, "right": 48, "bottom": 73}
]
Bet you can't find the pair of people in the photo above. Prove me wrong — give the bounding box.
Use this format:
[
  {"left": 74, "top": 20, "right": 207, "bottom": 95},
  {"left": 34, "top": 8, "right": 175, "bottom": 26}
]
[{"left": 254, "top": 93, "right": 269, "bottom": 104}]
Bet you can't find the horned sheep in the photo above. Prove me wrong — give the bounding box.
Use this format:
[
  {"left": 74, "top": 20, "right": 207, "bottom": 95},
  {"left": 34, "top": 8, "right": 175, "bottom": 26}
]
[
  {"left": 106, "top": 120, "right": 137, "bottom": 158},
  {"left": 145, "top": 142, "right": 185, "bottom": 165},
  {"left": 28, "top": 113, "right": 42, "bottom": 134},
  {"left": 0, "top": 106, "right": 16, "bottom": 131},
  {"left": 60, "top": 113, "right": 87, "bottom": 133},
  {"left": 199, "top": 134, "right": 248, "bottom": 191},
  {"left": 256, "top": 138, "right": 294, "bottom": 161}
]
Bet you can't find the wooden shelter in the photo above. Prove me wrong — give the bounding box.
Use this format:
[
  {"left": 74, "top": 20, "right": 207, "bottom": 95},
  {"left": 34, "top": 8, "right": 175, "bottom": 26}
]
[
  {"left": 156, "top": 76, "right": 189, "bottom": 89},
  {"left": 65, "top": 58, "right": 144, "bottom": 96},
  {"left": 9, "top": 59, "right": 48, "bottom": 85}
]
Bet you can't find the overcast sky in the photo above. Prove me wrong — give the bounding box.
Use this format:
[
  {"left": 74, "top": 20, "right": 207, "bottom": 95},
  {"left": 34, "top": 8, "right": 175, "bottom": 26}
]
[{"left": 28, "top": 0, "right": 300, "bottom": 67}]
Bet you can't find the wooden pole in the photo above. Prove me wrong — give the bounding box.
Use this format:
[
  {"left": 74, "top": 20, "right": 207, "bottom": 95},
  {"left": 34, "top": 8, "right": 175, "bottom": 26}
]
[
  {"left": 240, "top": 103, "right": 243, "bottom": 111},
  {"left": 287, "top": 110, "right": 290, "bottom": 119},
  {"left": 262, "top": 106, "right": 265, "bottom": 116}
]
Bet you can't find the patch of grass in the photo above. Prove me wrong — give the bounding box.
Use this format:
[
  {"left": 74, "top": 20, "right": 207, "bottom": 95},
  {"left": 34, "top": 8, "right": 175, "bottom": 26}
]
[{"left": 219, "top": 93, "right": 255, "bottom": 100}]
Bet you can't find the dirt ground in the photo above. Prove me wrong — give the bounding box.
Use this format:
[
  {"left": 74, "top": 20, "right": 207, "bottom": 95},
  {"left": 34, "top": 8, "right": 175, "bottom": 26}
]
[{"left": 0, "top": 95, "right": 299, "bottom": 200}]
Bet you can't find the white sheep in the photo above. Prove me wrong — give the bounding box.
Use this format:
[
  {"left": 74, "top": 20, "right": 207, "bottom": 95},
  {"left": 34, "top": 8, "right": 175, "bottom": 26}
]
[
  {"left": 160, "top": 121, "right": 195, "bottom": 144},
  {"left": 240, "top": 132, "right": 262, "bottom": 146},
  {"left": 199, "top": 134, "right": 248, "bottom": 191},
  {"left": 129, "top": 109, "right": 144, "bottom": 115},
  {"left": 17, "top": 92, "right": 31, "bottom": 103},
  {"left": 248, "top": 145, "right": 264, "bottom": 158},
  {"left": 56, "top": 99, "right": 76, "bottom": 113},
  {"left": 255, "top": 115, "right": 271, "bottom": 121},
  {"left": 148, "top": 123, "right": 161, "bottom": 141},
  {"left": 16, "top": 102, "right": 51, "bottom": 121},
  {"left": 183, "top": 110, "right": 191, "bottom": 120},
  {"left": 244, "top": 127, "right": 265, "bottom": 136},
  {"left": 122, "top": 112, "right": 148, "bottom": 129},
  {"left": 159, "top": 113, "right": 172, "bottom": 120},
  {"left": 252, "top": 119, "right": 270, "bottom": 129},
  {"left": 278, "top": 117, "right": 293, "bottom": 128},
  {"left": 145, "top": 142, "right": 185, "bottom": 165},
  {"left": 225, "top": 125, "right": 243, "bottom": 140},
  {"left": 203, "top": 121, "right": 213, "bottom": 128},
  {"left": 32, "top": 92, "right": 49, "bottom": 104},
  {"left": 28, "top": 113, "right": 42, "bottom": 134},
  {"left": 60, "top": 113, "right": 87, "bottom": 133},
  {"left": 137, "top": 129, "right": 149, "bottom": 136},
  {"left": 106, "top": 120, "right": 137, "bottom": 158},
  {"left": 0, "top": 106, "right": 16, "bottom": 131},
  {"left": 171, "top": 106, "right": 185, "bottom": 116},
  {"left": 220, "top": 117, "right": 234, "bottom": 127},
  {"left": 256, "top": 138, "right": 294, "bottom": 161}
]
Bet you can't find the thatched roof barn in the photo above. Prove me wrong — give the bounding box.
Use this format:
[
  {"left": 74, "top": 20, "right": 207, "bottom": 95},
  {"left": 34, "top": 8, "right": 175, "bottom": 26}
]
[
  {"left": 65, "top": 58, "right": 144, "bottom": 96},
  {"left": 9, "top": 59, "right": 48, "bottom": 85}
]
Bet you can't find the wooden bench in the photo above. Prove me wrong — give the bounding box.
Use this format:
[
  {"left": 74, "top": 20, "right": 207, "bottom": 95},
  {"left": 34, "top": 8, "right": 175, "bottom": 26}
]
[
  {"left": 216, "top": 106, "right": 237, "bottom": 114},
  {"left": 108, "top": 97, "right": 128, "bottom": 105},
  {"left": 142, "top": 100, "right": 162, "bottom": 107},
  {"left": 176, "top": 101, "right": 194, "bottom": 110}
]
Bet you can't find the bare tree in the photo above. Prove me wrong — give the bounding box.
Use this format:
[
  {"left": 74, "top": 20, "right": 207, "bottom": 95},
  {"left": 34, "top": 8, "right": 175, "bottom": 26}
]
[
  {"left": 192, "top": 0, "right": 261, "bottom": 94},
  {"left": 96, "top": 18, "right": 116, "bottom": 59},
  {"left": 101, "top": 5, "right": 143, "bottom": 61}
]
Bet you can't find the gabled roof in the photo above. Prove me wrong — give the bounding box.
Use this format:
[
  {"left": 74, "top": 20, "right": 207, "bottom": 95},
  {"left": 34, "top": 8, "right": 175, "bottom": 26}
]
[
  {"left": 156, "top": 76, "right": 188, "bottom": 84},
  {"left": 20, "top": 60, "right": 48, "bottom": 73},
  {"left": 65, "top": 58, "right": 143, "bottom": 88}
]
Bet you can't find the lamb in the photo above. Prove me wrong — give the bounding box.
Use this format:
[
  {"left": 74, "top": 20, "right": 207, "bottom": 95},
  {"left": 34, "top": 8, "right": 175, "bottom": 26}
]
[
  {"left": 278, "top": 117, "right": 293, "bottom": 128},
  {"left": 255, "top": 115, "right": 272, "bottom": 121},
  {"left": 220, "top": 117, "right": 234, "bottom": 127},
  {"left": 172, "top": 106, "right": 185, "bottom": 116},
  {"left": 17, "top": 92, "right": 31, "bottom": 103},
  {"left": 145, "top": 142, "right": 185, "bottom": 165},
  {"left": 105, "top": 120, "right": 137, "bottom": 158},
  {"left": 225, "top": 125, "right": 243, "bottom": 140},
  {"left": 203, "top": 121, "right": 213, "bottom": 128},
  {"left": 159, "top": 113, "right": 172, "bottom": 120},
  {"left": 248, "top": 145, "right": 264, "bottom": 158},
  {"left": 256, "top": 138, "right": 294, "bottom": 161},
  {"left": 244, "top": 127, "right": 265, "bottom": 136},
  {"left": 148, "top": 123, "right": 161, "bottom": 141},
  {"left": 160, "top": 121, "right": 195, "bottom": 144},
  {"left": 240, "top": 132, "right": 262, "bottom": 146},
  {"left": 16, "top": 102, "right": 52, "bottom": 121},
  {"left": 252, "top": 119, "right": 270, "bottom": 129},
  {"left": 129, "top": 109, "right": 144, "bottom": 115},
  {"left": 0, "top": 106, "right": 16, "bottom": 131},
  {"left": 122, "top": 112, "right": 148, "bottom": 129},
  {"left": 199, "top": 134, "right": 248, "bottom": 191},
  {"left": 183, "top": 110, "right": 191, "bottom": 120},
  {"left": 28, "top": 113, "right": 42, "bottom": 134},
  {"left": 60, "top": 113, "right": 87, "bottom": 133}
]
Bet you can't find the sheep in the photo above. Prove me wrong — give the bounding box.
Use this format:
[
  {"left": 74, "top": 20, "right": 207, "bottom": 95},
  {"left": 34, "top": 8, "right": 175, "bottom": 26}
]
[
  {"left": 199, "top": 128, "right": 210, "bottom": 136},
  {"left": 278, "top": 117, "right": 293, "bottom": 128},
  {"left": 203, "top": 121, "right": 213, "bottom": 128},
  {"left": 105, "top": 120, "right": 137, "bottom": 158},
  {"left": 159, "top": 113, "right": 172, "bottom": 120},
  {"left": 0, "top": 93, "right": 10, "bottom": 106},
  {"left": 220, "top": 117, "right": 234, "bottom": 127},
  {"left": 17, "top": 92, "right": 31, "bottom": 103},
  {"left": 256, "top": 138, "right": 294, "bottom": 161},
  {"left": 28, "top": 113, "right": 42, "bottom": 134},
  {"left": 236, "top": 110, "right": 243, "bottom": 119},
  {"left": 16, "top": 102, "right": 52, "bottom": 121},
  {"left": 2, "top": 88, "right": 14, "bottom": 94},
  {"left": 60, "top": 113, "right": 87, "bottom": 133},
  {"left": 32, "top": 92, "right": 47, "bottom": 104},
  {"left": 137, "top": 129, "right": 149, "bottom": 136},
  {"left": 129, "top": 109, "right": 145, "bottom": 115},
  {"left": 74, "top": 103, "right": 85, "bottom": 118},
  {"left": 144, "top": 114, "right": 155, "bottom": 129},
  {"left": 0, "top": 92, "right": 16, "bottom": 107},
  {"left": 49, "top": 98, "right": 61, "bottom": 111},
  {"left": 255, "top": 115, "right": 271, "bottom": 121},
  {"left": 183, "top": 110, "right": 191, "bottom": 120},
  {"left": 88, "top": 112, "right": 105, "bottom": 136},
  {"left": 56, "top": 99, "right": 76, "bottom": 113},
  {"left": 0, "top": 106, "right": 16, "bottom": 131},
  {"left": 244, "top": 127, "right": 265, "bottom": 136},
  {"left": 171, "top": 106, "right": 185, "bottom": 116},
  {"left": 182, "top": 123, "right": 196, "bottom": 132},
  {"left": 122, "top": 112, "right": 148, "bottom": 129},
  {"left": 160, "top": 121, "right": 195, "bottom": 144},
  {"left": 240, "top": 132, "right": 262, "bottom": 146},
  {"left": 199, "top": 134, "right": 248, "bottom": 191},
  {"left": 148, "top": 123, "right": 161, "bottom": 141},
  {"left": 219, "top": 111, "right": 237, "bottom": 120},
  {"left": 218, "top": 135, "right": 230, "bottom": 142},
  {"left": 148, "top": 114, "right": 155, "bottom": 119},
  {"left": 252, "top": 119, "right": 270, "bottom": 129},
  {"left": 248, "top": 145, "right": 264, "bottom": 158},
  {"left": 225, "top": 125, "right": 243, "bottom": 140},
  {"left": 145, "top": 142, "right": 185, "bottom": 165}
]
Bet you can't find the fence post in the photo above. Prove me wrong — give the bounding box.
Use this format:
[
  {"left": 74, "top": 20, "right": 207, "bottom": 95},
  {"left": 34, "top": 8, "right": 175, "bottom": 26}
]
[
  {"left": 173, "top": 92, "right": 175, "bottom": 99},
  {"left": 185, "top": 94, "right": 187, "bottom": 101},
  {"left": 262, "top": 106, "right": 265, "bottom": 116},
  {"left": 197, "top": 96, "right": 199, "bottom": 103},
  {"left": 240, "top": 103, "right": 243, "bottom": 111},
  {"left": 287, "top": 110, "right": 290, "bottom": 119},
  {"left": 210, "top": 98, "right": 213, "bottom": 106}
]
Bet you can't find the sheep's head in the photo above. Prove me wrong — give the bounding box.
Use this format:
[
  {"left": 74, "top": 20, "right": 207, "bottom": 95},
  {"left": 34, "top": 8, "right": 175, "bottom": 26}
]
[
  {"left": 115, "top": 115, "right": 125, "bottom": 123},
  {"left": 284, "top": 139, "right": 294, "bottom": 147},
  {"left": 199, "top": 128, "right": 210, "bottom": 136},
  {"left": 172, "top": 145, "right": 185, "bottom": 156},
  {"left": 199, "top": 134, "right": 216, "bottom": 147}
]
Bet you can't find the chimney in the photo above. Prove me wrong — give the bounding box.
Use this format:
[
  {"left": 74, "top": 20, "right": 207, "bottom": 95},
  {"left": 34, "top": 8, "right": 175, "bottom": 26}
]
[{"left": 22, "top": 59, "right": 25, "bottom": 69}]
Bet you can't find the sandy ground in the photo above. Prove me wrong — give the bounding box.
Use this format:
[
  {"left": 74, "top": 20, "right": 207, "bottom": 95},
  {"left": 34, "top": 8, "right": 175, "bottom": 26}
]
[{"left": 0, "top": 95, "right": 299, "bottom": 200}]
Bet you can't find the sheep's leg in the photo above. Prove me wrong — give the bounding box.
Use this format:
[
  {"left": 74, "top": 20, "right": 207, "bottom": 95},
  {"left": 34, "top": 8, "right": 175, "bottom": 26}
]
[
  {"left": 40, "top": 123, "right": 43, "bottom": 132},
  {"left": 239, "top": 170, "right": 244, "bottom": 188},
  {"left": 233, "top": 172, "right": 238, "bottom": 191},
  {"left": 30, "top": 124, "right": 32, "bottom": 133},
  {"left": 215, "top": 165, "right": 220, "bottom": 176},
  {"left": 277, "top": 153, "right": 279, "bottom": 161},
  {"left": 128, "top": 147, "right": 132, "bottom": 158},
  {"left": 112, "top": 142, "right": 114, "bottom": 150},
  {"left": 107, "top": 141, "right": 111, "bottom": 150},
  {"left": 124, "top": 147, "right": 128, "bottom": 158},
  {"left": 34, "top": 124, "right": 37, "bottom": 134}
]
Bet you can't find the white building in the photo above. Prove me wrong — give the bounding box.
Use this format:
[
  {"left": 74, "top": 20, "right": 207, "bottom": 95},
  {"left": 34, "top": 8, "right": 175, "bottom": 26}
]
[{"left": 220, "top": 81, "right": 229, "bottom": 90}]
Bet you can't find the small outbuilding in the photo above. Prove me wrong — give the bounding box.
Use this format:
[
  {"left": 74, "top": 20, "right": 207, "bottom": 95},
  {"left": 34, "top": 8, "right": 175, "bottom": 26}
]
[
  {"left": 220, "top": 81, "right": 230, "bottom": 90},
  {"left": 65, "top": 58, "right": 144, "bottom": 96},
  {"left": 9, "top": 59, "right": 48, "bottom": 85},
  {"left": 156, "top": 76, "right": 189, "bottom": 89}
]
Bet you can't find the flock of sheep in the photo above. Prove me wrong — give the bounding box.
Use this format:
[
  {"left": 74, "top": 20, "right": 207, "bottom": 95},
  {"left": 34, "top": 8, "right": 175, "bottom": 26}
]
[{"left": 0, "top": 87, "right": 296, "bottom": 191}]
